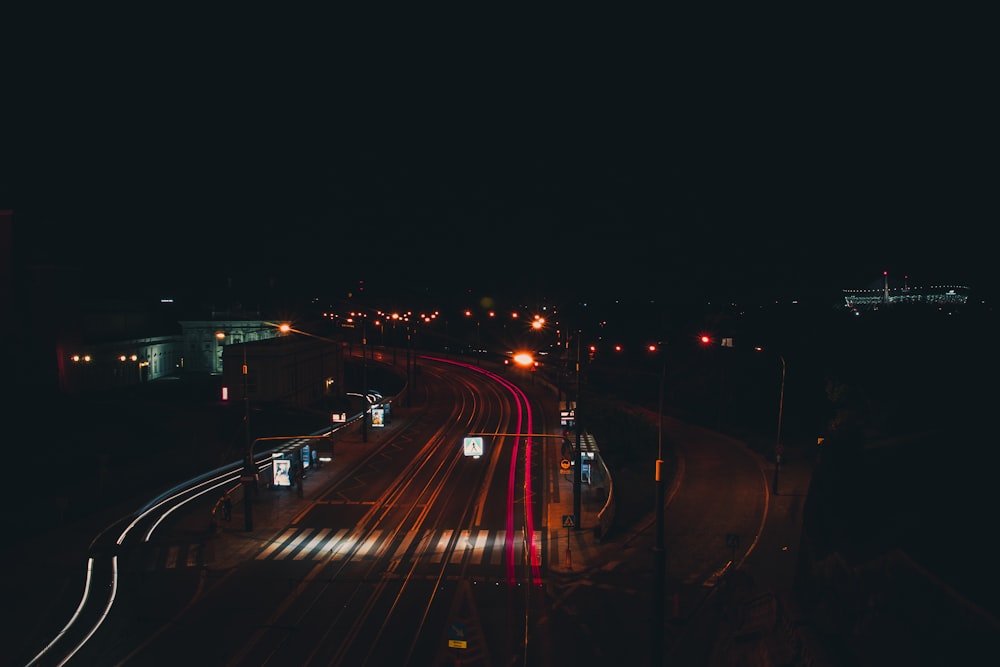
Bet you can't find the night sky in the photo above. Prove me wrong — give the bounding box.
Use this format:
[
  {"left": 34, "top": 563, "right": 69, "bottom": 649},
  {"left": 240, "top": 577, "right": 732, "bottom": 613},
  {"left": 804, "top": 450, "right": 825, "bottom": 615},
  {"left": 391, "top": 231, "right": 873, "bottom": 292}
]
[{"left": 4, "top": 12, "right": 996, "bottom": 308}]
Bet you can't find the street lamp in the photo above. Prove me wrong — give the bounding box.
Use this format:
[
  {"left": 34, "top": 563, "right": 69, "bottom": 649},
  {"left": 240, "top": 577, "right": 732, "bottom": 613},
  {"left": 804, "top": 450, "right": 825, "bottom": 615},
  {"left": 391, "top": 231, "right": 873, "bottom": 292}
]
[
  {"left": 648, "top": 342, "right": 668, "bottom": 665},
  {"left": 242, "top": 341, "right": 254, "bottom": 531},
  {"left": 573, "top": 331, "right": 583, "bottom": 530},
  {"left": 217, "top": 326, "right": 275, "bottom": 531},
  {"left": 237, "top": 320, "right": 324, "bottom": 530},
  {"left": 362, "top": 313, "right": 368, "bottom": 443},
  {"left": 755, "top": 346, "right": 787, "bottom": 495},
  {"left": 774, "top": 354, "right": 787, "bottom": 495}
]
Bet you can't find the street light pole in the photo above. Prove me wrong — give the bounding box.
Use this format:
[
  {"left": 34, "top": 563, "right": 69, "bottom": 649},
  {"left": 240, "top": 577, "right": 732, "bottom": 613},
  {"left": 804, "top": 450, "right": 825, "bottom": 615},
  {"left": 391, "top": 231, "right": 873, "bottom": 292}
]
[
  {"left": 405, "top": 325, "right": 412, "bottom": 407},
  {"left": 651, "top": 351, "right": 667, "bottom": 665},
  {"left": 774, "top": 355, "right": 786, "bottom": 495},
  {"left": 361, "top": 315, "right": 368, "bottom": 443},
  {"left": 573, "top": 331, "right": 582, "bottom": 529},
  {"left": 242, "top": 343, "right": 255, "bottom": 531}
]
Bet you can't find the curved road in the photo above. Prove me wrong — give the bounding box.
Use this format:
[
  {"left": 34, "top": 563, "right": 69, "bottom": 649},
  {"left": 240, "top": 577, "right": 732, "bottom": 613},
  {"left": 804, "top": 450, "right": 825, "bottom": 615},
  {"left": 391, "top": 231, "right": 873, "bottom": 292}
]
[
  {"left": 35, "top": 357, "right": 559, "bottom": 666},
  {"left": 18, "top": 356, "right": 785, "bottom": 666}
]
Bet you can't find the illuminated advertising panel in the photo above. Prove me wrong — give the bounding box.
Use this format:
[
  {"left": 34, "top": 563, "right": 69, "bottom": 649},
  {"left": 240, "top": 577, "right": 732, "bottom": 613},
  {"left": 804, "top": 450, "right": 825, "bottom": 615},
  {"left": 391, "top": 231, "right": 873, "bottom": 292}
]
[
  {"left": 371, "top": 407, "right": 385, "bottom": 428},
  {"left": 273, "top": 459, "right": 291, "bottom": 487}
]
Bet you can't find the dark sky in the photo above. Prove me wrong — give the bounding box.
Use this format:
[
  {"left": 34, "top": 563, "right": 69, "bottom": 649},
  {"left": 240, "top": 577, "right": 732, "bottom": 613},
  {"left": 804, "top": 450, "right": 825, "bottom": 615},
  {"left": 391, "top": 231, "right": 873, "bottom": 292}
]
[{"left": 4, "top": 12, "right": 996, "bottom": 308}]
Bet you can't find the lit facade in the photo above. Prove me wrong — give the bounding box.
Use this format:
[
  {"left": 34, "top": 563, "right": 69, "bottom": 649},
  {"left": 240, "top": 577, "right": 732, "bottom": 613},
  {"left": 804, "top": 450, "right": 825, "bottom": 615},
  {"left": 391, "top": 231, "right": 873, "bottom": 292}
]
[{"left": 843, "top": 273, "right": 969, "bottom": 311}]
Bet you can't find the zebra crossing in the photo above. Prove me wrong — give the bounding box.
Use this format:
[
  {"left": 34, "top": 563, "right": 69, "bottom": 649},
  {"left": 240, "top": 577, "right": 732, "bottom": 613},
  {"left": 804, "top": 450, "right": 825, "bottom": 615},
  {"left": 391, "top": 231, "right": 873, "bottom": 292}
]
[
  {"left": 139, "top": 542, "right": 204, "bottom": 571},
  {"left": 139, "top": 528, "right": 545, "bottom": 572},
  {"left": 255, "top": 527, "right": 545, "bottom": 567}
]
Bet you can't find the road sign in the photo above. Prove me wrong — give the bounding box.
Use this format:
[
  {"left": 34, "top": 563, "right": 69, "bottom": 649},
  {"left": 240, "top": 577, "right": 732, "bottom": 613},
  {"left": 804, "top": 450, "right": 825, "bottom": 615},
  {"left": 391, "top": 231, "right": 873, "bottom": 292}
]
[
  {"left": 463, "top": 436, "right": 484, "bottom": 458},
  {"left": 562, "top": 514, "right": 576, "bottom": 528},
  {"left": 447, "top": 621, "right": 467, "bottom": 649},
  {"left": 560, "top": 458, "right": 571, "bottom": 470}
]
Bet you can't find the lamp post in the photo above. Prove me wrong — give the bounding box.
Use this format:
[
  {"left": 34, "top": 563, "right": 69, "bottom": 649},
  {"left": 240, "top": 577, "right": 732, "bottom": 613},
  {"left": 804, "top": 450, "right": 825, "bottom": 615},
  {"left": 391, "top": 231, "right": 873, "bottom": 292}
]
[
  {"left": 573, "top": 331, "right": 582, "bottom": 530},
  {"left": 361, "top": 314, "right": 368, "bottom": 443},
  {"left": 242, "top": 342, "right": 255, "bottom": 531},
  {"left": 218, "top": 326, "right": 274, "bottom": 532},
  {"left": 774, "top": 354, "right": 786, "bottom": 495},
  {"left": 649, "top": 343, "right": 668, "bottom": 665},
  {"left": 237, "top": 320, "right": 336, "bottom": 530},
  {"left": 405, "top": 324, "right": 412, "bottom": 407}
]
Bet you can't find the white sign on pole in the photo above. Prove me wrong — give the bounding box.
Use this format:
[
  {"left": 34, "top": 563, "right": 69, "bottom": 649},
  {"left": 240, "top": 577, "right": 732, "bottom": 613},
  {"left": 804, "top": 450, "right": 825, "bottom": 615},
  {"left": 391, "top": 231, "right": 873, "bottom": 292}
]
[{"left": 463, "top": 436, "right": 484, "bottom": 459}]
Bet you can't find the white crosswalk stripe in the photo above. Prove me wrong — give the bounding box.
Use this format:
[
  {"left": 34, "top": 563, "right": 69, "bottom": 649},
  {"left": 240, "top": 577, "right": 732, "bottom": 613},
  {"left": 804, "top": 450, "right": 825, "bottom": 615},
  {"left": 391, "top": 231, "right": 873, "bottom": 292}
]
[
  {"left": 145, "top": 543, "right": 202, "bottom": 570},
  {"left": 274, "top": 528, "right": 316, "bottom": 559},
  {"left": 473, "top": 530, "right": 490, "bottom": 564},
  {"left": 429, "top": 530, "right": 452, "bottom": 563},
  {"left": 143, "top": 526, "right": 520, "bottom": 571},
  {"left": 252, "top": 527, "right": 544, "bottom": 566},
  {"left": 295, "top": 527, "right": 333, "bottom": 560}
]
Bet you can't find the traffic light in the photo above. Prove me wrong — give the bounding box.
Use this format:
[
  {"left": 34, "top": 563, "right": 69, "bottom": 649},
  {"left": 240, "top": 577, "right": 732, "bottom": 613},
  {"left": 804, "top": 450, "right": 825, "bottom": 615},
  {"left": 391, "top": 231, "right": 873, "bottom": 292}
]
[{"left": 699, "top": 334, "right": 711, "bottom": 345}]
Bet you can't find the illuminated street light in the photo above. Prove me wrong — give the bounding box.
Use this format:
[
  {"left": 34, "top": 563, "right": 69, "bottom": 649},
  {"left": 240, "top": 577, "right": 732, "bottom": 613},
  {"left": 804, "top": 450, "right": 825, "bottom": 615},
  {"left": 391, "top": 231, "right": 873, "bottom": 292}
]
[
  {"left": 362, "top": 314, "right": 368, "bottom": 442},
  {"left": 648, "top": 341, "right": 668, "bottom": 665},
  {"left": 242, "top": 340, "right": 253, "bottom": 530},
  {"left": 755, "top": 346, "right": 787, "bottom": 494},
  {"left": 512, "top": 352, "right": 535, "bottom": 367},
  {"left": 775, "top": 354, "right": 787, "bottom": 494}
]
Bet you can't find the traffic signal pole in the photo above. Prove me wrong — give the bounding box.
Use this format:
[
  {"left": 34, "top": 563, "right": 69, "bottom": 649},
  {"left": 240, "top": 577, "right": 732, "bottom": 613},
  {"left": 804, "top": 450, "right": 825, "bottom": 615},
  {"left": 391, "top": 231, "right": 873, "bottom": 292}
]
[
  {"left": 573, "top": 333, "right": 582, "bottom": 529},
  {"left": 774, "top": 355, "right": 786, "bottom": 495},
  {"left": 651, "top": 359, "right": 667, "bottom": 665},
  {"left": 243, "top": 345, "right": 254, "bottom": 532}
]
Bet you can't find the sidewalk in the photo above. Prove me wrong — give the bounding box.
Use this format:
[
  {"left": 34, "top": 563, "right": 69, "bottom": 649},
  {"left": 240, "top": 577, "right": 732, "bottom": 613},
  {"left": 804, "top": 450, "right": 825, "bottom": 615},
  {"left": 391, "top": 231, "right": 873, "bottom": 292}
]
[
  {"left": 676, "top": 441, "right": 818, "bottom": 667},
  {"left": 544, "top": 434, "right": 612, "bottom": 577},
  {"left": 201, "top": 414, "right": 404, "bottom": 570},
  {"left": 201, "top": 409, "right": 612, "bottom": 578}
]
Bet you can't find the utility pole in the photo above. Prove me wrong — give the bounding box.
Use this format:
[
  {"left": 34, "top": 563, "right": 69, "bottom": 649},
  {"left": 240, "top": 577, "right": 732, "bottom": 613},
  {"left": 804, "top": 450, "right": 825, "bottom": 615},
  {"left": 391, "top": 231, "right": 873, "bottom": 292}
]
[
  {"left": 774, "top": 355, "right": 786, "bottom": 495},
  {"left": 651, "top": 357, "right": 667, "bottom": 664},
  {"left": 573, "top": 331, "right": 582, "bottom": 529},
  {"left": 242, "top": 343, "right": 255, "bottom": 531},
  {"left": 362, "top": 315, "right": 368, "bottom": 443},
  {"left": 405, "top": 325, "right": 412, "bottom": 407}
]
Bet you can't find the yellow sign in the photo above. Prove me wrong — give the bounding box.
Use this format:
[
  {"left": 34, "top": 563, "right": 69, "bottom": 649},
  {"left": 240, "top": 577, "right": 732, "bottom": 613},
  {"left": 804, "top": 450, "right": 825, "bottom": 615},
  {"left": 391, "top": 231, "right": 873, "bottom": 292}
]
[{"left": 448, "top": 620, "right": 468, "bottom": 649}]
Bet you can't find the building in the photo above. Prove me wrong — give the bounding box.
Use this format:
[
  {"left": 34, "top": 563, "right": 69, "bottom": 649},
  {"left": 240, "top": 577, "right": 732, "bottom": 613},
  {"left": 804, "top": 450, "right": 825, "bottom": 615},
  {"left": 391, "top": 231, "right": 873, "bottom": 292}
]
[
  {"left": 221, "top": 334, "right": 345, "bottom": 407},
  {"left": 177, "top": 319, "right": 283, "bottom": 375},
  {"left": 57, "top": 317, "right": 346, "bottom": 410},
  {"left": 843, "top": 272, "right": 969, "bottom": 312}
]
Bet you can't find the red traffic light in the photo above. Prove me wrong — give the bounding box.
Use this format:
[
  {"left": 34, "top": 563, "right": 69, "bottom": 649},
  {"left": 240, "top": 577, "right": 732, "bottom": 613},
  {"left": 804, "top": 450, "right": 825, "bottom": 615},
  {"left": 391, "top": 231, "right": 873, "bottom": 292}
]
[{"left": 699, "top": 335, "right": 711, "bottom": 345}]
